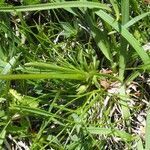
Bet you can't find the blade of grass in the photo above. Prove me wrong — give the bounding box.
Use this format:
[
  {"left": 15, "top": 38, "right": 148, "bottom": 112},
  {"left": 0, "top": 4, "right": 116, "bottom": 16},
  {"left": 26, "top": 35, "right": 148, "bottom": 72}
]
[
  {"left": 0, "top": 120, "right": 11, "bottom": 148},
  {"left": 137, "top": 137, "right": 144, "bottom": 150},
  {"left": 125, "top": 71, "right": 141, "bottom": 84},
  {"left": 125, "top": 63, "right": 150, "bottom": 71},
  {"left": 24, "top": 62, "right": 83, "bottom": 73},
  {"left": 10, "top": 106, "right": 53, "bottom": 117},
  {"left": 1, "top": 54, "right": 20, "bottom": 74},
  {"left": 118, "top": 0, "right": 130, "bottom": 120},
  {"left": 87, "top": 126, "right": 133, "bottom": 141},
  {"left": 109, "top": 0, "right": 120, "bottom": 21},
  {"left": 119, "top": 0, "right": 129, "bottom": 81},
  {"left": 145, "top": 108, "right": 150, "bottom": 150},
  {"left": 95, "top": 10, "right": 150, "bottom": 65},
  {"left": 34, "top": 92, "right": 60, "bottom": 144},
  {"left": 121, "top": 0, "right": 129, "bottom": 24},
  {"left": 124, "top": 12, "right": 150, "bottom": 28},
  {"left": 0, "top": 1, "right": 111, "bottom": 12},
  {"left": 130, "top": 0, "right": 139, "bottom": 13},
  {"left": 85, "top": 13, "right": 113, "bottom": 62},
  {"left": 10, "top": 105, "right": 66, "bottom": 125}
]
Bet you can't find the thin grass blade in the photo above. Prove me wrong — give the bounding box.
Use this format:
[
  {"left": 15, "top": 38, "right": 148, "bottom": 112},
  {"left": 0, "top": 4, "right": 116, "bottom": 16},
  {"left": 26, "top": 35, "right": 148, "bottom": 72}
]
[
  {"left": 87, "top": 126, "right": 133, "bottom": 141},
  {"left": 24, "top": 62, "right": 82, "bottom": 73},
  {"left": 0, "top": 1, "right": 111, "bottom": 12},
  {"left": 110, "top": 0, "right": 120, "bottom": 21},
  {"left": 145, "top": 109, "right": 150, "bottom": 150},
  {"left": 124, "top": 12, "right": 150, "bottom": 28}
]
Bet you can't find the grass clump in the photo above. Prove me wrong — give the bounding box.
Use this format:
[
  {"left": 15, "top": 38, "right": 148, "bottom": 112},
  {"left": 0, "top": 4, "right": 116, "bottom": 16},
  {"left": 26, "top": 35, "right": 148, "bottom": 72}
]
[{"left": 0, "top": 0, "right": 150, "bottom": 149}]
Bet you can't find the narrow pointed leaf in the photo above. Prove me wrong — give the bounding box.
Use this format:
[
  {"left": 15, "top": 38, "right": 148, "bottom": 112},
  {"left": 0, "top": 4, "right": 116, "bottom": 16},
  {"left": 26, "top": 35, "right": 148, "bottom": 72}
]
[
  {"left": 95, "top": 10, "right": 150, "bottom": 65},
  {"left": 0, "top": 1, "right": 111, "bottom": 12}
]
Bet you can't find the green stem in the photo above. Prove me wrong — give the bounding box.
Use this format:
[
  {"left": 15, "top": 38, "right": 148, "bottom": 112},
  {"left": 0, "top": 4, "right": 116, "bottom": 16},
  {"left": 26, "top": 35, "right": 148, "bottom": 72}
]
[
  {"left": 119, "top": 0, "right": 130, "bottom": 122},
  {"left": 0, "top": 73, "right": 87, "bottom": 80},
  {"left": 119, "top": 0, "right": 129, "bottom": 81}
]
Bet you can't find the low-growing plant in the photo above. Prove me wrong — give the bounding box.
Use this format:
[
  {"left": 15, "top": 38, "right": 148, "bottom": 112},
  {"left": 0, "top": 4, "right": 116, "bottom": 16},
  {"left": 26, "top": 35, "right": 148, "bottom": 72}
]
[{"left": 0, "top": 0, "right": 150, "bottom": 149}]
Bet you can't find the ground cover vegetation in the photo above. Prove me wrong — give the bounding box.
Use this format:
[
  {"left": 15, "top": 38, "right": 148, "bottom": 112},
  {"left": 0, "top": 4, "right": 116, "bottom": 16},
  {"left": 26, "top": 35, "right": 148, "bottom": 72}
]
[{"left": 0, "top": 0, "right": 150, "bottom": 149}]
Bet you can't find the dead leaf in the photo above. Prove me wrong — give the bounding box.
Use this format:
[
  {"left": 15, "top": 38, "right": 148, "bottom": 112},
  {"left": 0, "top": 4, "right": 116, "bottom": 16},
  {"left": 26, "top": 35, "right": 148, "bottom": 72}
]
[
  {"left": 100, "top": 80, "right": 110, "bottom": 89},
  {"left": 144, "top": 0, "right": 150, "bottom": 4},
  {"left": 101, "top": 69, "right": 112, "bottom": 74}
]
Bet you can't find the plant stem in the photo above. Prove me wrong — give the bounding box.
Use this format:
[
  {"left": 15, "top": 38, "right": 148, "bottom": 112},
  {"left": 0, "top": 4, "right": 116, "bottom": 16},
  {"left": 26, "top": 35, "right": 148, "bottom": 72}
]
[
  {"left": 119, "top": 0, "right": 129, "bottom": 81},
  {"left": 119, "top": 0, "right": 130, "bottom": 121}
]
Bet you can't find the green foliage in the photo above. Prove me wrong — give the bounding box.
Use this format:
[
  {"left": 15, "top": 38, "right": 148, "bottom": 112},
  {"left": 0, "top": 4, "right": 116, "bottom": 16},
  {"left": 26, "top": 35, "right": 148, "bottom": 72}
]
[
  {"left": 23, "top": 0, "right": 40, "bottom": 5},
  {"left": 0, "top": 0, "right": 150, "bottom": 149},
  {"left": 0, "top": 0, "right": 4, "bottom": 5}
]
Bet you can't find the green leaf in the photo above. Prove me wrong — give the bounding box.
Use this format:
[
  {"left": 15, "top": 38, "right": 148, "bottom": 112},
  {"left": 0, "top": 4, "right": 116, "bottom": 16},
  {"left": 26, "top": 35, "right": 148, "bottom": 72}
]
[
  {"left": 60, "top": 22, "right": 78, "bottom": 38},
  {"left": 95, "top": 10, "right": 150, "bottom": 65},
  {"left": 0, "top": 129, "right": 6, "bottom": 146},
  {"left": 23, "top": 0, "right": 40, "bottom": 5},
  {"left": 86, "top": 16, "right": 113, "bottom": 62},
  {"left": 1, "top": 54, "right": 20, "bottom": 74},
  {"left": 10, "top": 106, "right": 65, "bottom": 125},
  {"left": 0, "top": 0, "right": 4, "bottom": 5},
  {"left": 0, "top": 1, "right": 111, "bottom": 12},
  {"left": 137, "top": 137, "right": 144, "bottom": 150},
  {"left": 0, "top": 120, "right": 10, "bottom": 148},
  {"left": 0, "top": 72, "right": 87, "bottom": 80},
  {"left": 24, "top": 62, "right": 82, "bottom": 73},
  {"left": 9, "top": 89, "right": 39, "bottom": 108},
  {"left": 145, "top": 109, "right": 150, "bottom": 150},
  {"left": 10, "top": 106, "right": 53, "bottom": 117},
  {"left": 87, "top": 126, "right": 133, "bottom": 141},
  {"left": 125, "top": 71, "right": 141, "bottom": 84},
  {"left": 110, "top": 0, "right": 120, "bottom": 21},
  {"left": 124, "top": 12, "right": 150, "bottom": 28}
]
